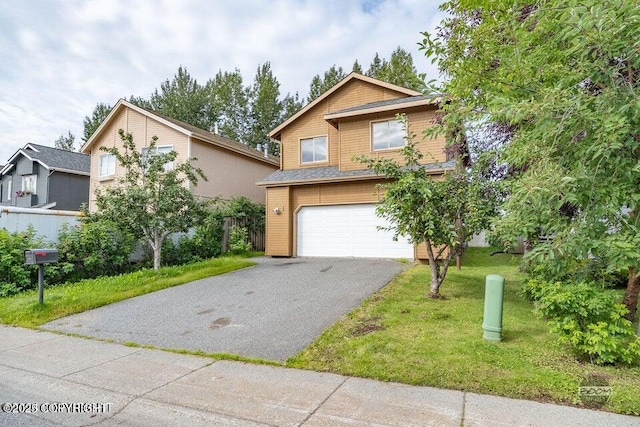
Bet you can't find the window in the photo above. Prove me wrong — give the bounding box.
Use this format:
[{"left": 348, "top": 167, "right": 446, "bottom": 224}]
[
  {"left": 300, "top": 136, "right": 327, "bottom": 163},
  {"left": 99, "top": 154, "right": 116, "bottom": 177},
  {"left": 372, "top": 119, "right": 406, "bottom": 151},
  {"left": 6, "top": 180, "right": 11, "bottom": 201},
  {"left": 22, "top": 174, "right": 37, "bottom": 195},
  {"left": 142, "top": 145, "right": 174, "bottom": 171}
]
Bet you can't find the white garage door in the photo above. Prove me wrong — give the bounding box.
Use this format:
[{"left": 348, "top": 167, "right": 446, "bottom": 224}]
[{"left": 297, "top": 204, "right": 414, "bottom": 259}]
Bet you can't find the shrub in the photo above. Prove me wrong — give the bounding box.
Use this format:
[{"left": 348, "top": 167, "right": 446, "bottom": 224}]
[
  {"left": 229, "top": 226, "right": 252, "bottom": 254},
  {"left": 160, "top": 196, "right": 263, "bottom": 265},
  {"left": 522, "top": 248, "right": 627, "bottom": 289},
  {"left": 0, "top": 228, "right": 40, "bottom": 296},
  {"left": 57, "top": 219, "right": 135, "bottom": 280},
  {"left": 524, "top": 279, "right": 640, "bottom": 365},
  {"left": 161, "top": 210, "right": 225, "bottom": 267}
]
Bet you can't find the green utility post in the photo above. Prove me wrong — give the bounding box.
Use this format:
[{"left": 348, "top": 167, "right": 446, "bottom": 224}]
[{"left": 483, "top": 274, "right": 505, "bottom": 341}]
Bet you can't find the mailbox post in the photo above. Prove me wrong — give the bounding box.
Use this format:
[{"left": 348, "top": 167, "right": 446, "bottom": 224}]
[{"left": 24, "top": 249, "right": 58, "bottom": 305}]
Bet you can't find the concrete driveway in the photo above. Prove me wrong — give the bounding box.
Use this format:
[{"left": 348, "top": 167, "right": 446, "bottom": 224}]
[{"left": 42, "top": 257, "right": 406, "bottom": 361}]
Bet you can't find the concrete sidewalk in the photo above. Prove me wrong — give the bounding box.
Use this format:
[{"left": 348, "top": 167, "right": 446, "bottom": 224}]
[{"left": 0, "top": 326, "right": 637, "bottom": 426}]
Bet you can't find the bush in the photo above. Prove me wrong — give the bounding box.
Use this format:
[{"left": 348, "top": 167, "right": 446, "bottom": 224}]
[
  {"left": 161, "top": 210, "right": 225, "bottom": 267},
  {"left": 0, "top": 227, "right": 41, "bottom": 296},
  {"left": 523, "top": 279, "right": 640, "bottom": 365},
  {"left": 57, "top": 220, "right": 135, "bottom": 280},
  {"left": 160, "top": 196, "right": 263, "bottom": 266},
  {"left": 522, "top": 247, "right": 627, "bottom": 289},
  {"left": 229, "top": 226, "right": 252, "bottom": 254}
]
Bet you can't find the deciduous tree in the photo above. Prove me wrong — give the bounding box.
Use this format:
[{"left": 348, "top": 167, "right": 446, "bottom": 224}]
[
  {"left": 358, "top": 115, "right": 499, "bottom": 297},
  {"left": 149, "top": 66, "right": 211, "bottom": 131},
  {"left": 307, "top": 65, "right": 346, "bottom": 102},
  {"left": 54, "top": 130, "right": 76, "bottom": 151},
  {"left": 95, "top": 130, "right": 207, "bottom": 270},
  {"left": 421, "top": 0, "right": 640, "bottom": 319},
  {"left": 248, "top": 62, "right": 283, "bottom": 154},
  {"left": 82, "top": 103, "right": 111, "bottom": 143}
]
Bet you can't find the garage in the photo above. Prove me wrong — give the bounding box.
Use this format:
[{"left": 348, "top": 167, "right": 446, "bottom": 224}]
[{"left": 296, "top": 204, "right": 414, "bottom": 259}]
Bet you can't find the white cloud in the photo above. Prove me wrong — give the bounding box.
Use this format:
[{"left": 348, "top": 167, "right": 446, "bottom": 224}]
[{"left": 0, "top": 0, "right": 445, "bottom": 162}]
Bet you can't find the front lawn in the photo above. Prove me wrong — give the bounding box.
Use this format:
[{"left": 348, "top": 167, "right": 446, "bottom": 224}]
[
  {"left": 287, "top": 248, "right": 640, "bottom": 415},
  {"left": 0, "top": 256, "right": 255, "bottom": 328}
]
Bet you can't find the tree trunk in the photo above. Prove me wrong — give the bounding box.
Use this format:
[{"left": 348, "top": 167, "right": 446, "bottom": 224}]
[
  {"left": 152, "top": 235, "right": 162, "bottom": 271},
  {"left": 623, "top": 267, "right": 640, "bottom": 322},
  {"left": 424, "top": 240, "right": 455, "bottom": 299},
  {"left": 428, "top": 259, "right": 441, "bottom": 298}
]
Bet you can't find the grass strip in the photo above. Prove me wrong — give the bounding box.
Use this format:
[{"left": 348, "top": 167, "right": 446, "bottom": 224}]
[
  {"left": 287, "top": 248, "right": 640, "bottom": 415},
  {"left": 0, "top": 256, "right": 254, "bottom": 327}
]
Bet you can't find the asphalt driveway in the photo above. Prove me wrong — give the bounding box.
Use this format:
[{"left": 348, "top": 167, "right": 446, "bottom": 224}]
[{"left": 42, "top": 257, "right": 407, "bottom": 361}]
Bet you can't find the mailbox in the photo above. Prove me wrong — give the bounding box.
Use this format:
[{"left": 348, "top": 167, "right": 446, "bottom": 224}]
[{"left": 24, "top": 249, "right": 58, "bottom": 265}]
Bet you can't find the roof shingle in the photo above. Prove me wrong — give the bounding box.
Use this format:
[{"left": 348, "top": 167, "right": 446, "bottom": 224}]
[
  {"left": 258, "top": 161, "right": 455, "bottom": 185},
  {"left": 22, "top": 144, "right": 90, "bottom": 173}
]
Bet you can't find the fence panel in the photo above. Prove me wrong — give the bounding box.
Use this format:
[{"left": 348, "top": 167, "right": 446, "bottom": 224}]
[
  {"left": 0, "top": 207, "right": 81, "bottom": 243},
  {"left": 222, "top": 216, "right": 265, "bottom": 252}
]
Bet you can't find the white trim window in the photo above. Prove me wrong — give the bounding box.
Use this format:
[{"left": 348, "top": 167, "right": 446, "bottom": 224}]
[
  {"left": 142, "top": 145, "right": 174, "bottom": 172},
  {"left": 300, "top": 136, "right": 327, "bottom": 164},
  {"left": 22, "top": 174, "right": 37, "bottom": 195},
  {"left": 99, "top": 153, "right": 116, "bottom": 177},
  {"left": 6, "top": 180, "right": 11, "bottom": 201},
  {"left": 372, "top": 119, "right": 406, "bottom": 151}
]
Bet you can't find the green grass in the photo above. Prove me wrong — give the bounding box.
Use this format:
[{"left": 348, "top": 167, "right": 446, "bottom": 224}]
[
  {"left": 0, "top": 256, "right": 255, "bottom": 328},
  {"left": 287, "top": 248, "right": 640, "bottom": 416}
]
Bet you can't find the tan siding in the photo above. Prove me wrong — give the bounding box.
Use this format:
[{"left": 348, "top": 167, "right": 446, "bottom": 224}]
[
  {"left": 146, "top": 118, "right": 189, "bottom": 159},
  {"left": 88, "top": 106, "right": 189, "bottom": 211},
  {"left": 327, "top": 80, "right": 406, "bottom": 112},
  {"left": 87, "top": 108, "right": 127, "bottom": 211},
  {"left": 339, "top": 107, "right": 446, "bottom": 171},
  {"left": 191, "top": 139, "right": 277, "bottom": 204},
  {"left": 127, "top": 109, "right": 148, "bottom": 147},
  {"left": 281, "top": 102, "right": 333, "bottom": 170},
  {"left": 278, "top": 80, "right": 411, "bottom": 172},
  {"left": 265, "top": 187, "right": 291, "bottom": 256}
]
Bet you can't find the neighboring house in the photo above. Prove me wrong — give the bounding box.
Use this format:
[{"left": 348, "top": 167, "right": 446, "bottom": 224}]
[
  {"left": 81, "top": 99, "right": 280, "bottom": 211},
  {"left": 257, "top": 72, "right": 454, "bottom": 260},
  {"left": 0, "top": 144, "right": 90, "bottom": 211}
]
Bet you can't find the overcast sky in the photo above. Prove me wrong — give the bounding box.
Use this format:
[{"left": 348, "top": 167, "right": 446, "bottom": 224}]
[{"left": 0, "top": 0, "right": 444, "bottom": 162}]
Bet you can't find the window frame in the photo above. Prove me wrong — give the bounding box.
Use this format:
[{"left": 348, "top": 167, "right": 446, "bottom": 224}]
[
  {"left": 21, "top": 174, "right": 37, "bottom": 195},
  {"left": 370, "top": 119, "right": 407, "bottom": 151},
  {"left": 141, "top": 145, "right": 174, "bottom": 172},
  {"left": 99, "top": 153, "right": 116, "bottom": 177},
  {"left": 6, "top": 180, "right": 11, "bottom": 201},
  {"left": 299, "top": 135, "right": 328, "bottom": 164}
]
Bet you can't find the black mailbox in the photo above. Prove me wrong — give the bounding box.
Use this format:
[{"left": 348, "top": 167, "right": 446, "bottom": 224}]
[{"left": 24, "top": 249, "right": 58, "bottom": 265}]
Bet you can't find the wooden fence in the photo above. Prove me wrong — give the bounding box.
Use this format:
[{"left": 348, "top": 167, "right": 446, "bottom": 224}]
[{"left": 221, "top": 216, "right": 265, "bottom": 252}]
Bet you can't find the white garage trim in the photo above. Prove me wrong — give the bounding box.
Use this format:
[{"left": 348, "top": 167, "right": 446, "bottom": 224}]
[{"left": 296, "top": 204, "right": 414, "bottom": 259}]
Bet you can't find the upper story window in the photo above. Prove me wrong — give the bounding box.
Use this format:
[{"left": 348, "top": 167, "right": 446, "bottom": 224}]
[
  {"left": 300, "top": 136, "right": 327, "bottom": 164},
  {"left": 372, "top": 119, "right": 406, "bottom": 151},
  {"left": 99, "top": 153, "right": 116, "bottom": 177},
  {"left": 142, "top": 145, "right": 174, "bottom": 171},
  {"left": 22, "top": 174, "right": 37, "bottom": 195}
]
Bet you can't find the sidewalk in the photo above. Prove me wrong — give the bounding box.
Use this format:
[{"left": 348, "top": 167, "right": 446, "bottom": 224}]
[{"left": 0, "top": 326, "right": 637, "bottom": 426}]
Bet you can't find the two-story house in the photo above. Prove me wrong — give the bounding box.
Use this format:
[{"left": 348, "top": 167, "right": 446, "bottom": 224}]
[
  {"left": 257, "top": 73, "right": 454, "bottom": 260},
  {"left": 81, "top": 99, "right": 280, "bottom": 211},
  {"left": 0, "top": 144, "right": 90, "bottom": 211}
]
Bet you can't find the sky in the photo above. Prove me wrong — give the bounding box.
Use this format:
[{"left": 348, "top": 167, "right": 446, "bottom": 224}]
[{"left": 0, "top": 0, "right": 445, "bottom": 162}]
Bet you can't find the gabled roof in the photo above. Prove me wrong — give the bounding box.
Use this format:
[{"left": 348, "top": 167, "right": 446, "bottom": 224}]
[
  {"left": 81, "top": 99, "right": 279, "bottom": 166},
  {"left": 268, "top": 72, "right": 423, "bottom": 140},
  {"left": 1, "top": 144, "right": 90, "bottom": 176}
]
